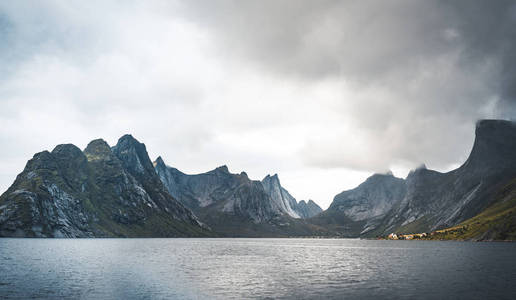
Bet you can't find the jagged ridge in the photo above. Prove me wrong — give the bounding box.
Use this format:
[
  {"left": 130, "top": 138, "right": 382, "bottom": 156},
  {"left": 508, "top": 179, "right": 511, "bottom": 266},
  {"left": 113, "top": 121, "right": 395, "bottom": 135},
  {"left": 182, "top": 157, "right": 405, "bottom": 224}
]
[
  {"left": 154, "top": 157, "right": 324, "bottom": 236},
  {"left": 0, "top": 136, "right": 209, "bottom": 237},
  {"left": 320, "top": 119, "right": 516, "bottom": 238}
]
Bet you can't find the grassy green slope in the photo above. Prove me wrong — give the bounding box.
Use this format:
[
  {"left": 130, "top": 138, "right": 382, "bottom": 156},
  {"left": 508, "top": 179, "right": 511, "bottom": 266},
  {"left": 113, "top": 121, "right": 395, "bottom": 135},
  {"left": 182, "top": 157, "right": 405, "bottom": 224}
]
[{"left": 428, "top": 178, "right": 516, "bottom": 241}]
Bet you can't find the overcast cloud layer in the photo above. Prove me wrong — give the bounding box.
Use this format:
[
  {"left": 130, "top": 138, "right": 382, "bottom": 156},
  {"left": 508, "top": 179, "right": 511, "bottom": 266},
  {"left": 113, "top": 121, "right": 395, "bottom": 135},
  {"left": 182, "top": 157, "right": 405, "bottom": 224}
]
[{"left": 0, "top": 1, "right": 515, "bottom": 208}]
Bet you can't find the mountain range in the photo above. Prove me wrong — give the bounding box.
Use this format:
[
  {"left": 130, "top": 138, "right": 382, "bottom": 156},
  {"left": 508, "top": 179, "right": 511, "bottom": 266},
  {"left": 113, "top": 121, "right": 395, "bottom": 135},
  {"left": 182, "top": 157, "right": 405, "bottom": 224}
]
[
  {"left": 0, "top": 119, "right": 514, "bottom": 240},
  {"left": 314, "top": 119, "right": 516, "bottom": 240},
  {"left": 154, "top": 158, "right": 322, "bottom": 236}
]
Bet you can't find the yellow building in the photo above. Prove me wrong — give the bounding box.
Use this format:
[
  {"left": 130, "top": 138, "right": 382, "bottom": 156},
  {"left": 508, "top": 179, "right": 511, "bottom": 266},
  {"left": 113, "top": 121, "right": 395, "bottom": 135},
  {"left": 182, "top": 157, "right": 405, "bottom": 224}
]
[{"left": 387, "top": 233, "right": 398, "bottom": 240}]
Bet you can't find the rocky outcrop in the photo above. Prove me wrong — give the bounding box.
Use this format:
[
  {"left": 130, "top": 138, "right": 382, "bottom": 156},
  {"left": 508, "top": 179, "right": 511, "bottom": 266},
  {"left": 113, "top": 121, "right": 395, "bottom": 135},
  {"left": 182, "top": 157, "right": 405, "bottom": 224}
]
[
  {"left": 0, "top": 136, "right": 209, "bottom": 237},
  {"left": 310, "top": 172, "right": 406, "bottom": 236},
  {"left": 111, "top": 135, "right": 202, "bottom": 225},
  {"left": 377, "top": 119, "right": 516, "bottom": 235},
  {"left": 296, "top": 200, "right": 323, "bottom": 218},
  {"left": 0, "top": 145, "right": 93, "bottom": 237},
  {"left": 154, "top": 158, "right": 326, "bottom": 236},
  {"left": 320, "top": 119, "right": 516, "bottom": 237},
  {"left": 261, "top": 174, "right": 301, "bottom": 218},
  {"left": 155, "top": 158, "right": 323, "bottom": 221},
  {"left": 155, "top": 158, "right": 278, "bottom": 223},
  {"left": 329, "top": 172, "right": 406, "bottom": 221},
  {"left": 262, "top": 174, "right": 322, "bottom": 219},
  {"left": 260, "top": 174, "right": 323, "bottom": 219}
]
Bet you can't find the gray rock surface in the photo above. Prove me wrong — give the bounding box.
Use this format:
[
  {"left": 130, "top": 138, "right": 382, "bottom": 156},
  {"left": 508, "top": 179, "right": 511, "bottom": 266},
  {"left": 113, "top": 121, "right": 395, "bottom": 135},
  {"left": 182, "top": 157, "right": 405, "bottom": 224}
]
[
  {"left": 378, "top": 119, "right": 516, "bottom": 234},
  {"left": 321, "top": 119, "right": 516, "bottom": 236},
  {"left": 261, "top": 174, "right": 301, "bottom": 218},
  {"left": 155, "top": 157, "right": 323, "bottom": 225},
  {"left": 2, "top": 119, "right": 513, "bottom": 238},
  {"left": 296, "top": 200, "right": 323, "bottom": 218},
  {"left": 156, "top": 159, "right": 299, "bottom": 223},
  {"left": 0, "top": 136, "right": 208, "bottom": 237},
  {"left": 329, "top": 172, "right": 406, "bottom": 221}
]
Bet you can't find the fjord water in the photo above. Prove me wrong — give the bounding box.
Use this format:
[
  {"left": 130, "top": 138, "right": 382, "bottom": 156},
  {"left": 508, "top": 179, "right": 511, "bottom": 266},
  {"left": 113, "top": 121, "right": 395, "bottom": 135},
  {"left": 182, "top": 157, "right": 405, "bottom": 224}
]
[{"left": 1, "top": 239, "right": 515, "bottom": 299}]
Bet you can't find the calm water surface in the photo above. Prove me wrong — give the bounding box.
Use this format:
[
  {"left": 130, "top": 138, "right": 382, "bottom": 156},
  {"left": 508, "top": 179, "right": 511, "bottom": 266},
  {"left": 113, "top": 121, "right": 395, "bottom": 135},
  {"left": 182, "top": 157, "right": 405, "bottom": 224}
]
[{"left": 0, "top": 238, "right": 515, "bottom": 299}]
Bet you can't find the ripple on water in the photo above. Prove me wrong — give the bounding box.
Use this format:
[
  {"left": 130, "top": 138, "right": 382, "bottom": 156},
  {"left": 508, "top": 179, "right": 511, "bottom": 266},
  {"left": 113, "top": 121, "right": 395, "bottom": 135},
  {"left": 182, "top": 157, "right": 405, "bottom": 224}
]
[{"left": 0, "top": 239, "right": 515, "bottom": 299}]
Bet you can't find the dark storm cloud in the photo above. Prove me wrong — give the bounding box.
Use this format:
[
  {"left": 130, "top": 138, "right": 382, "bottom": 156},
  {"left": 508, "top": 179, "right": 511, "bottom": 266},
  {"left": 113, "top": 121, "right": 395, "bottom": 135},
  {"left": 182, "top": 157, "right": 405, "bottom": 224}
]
[
  {"left": 181, "top": 0, "right": 516, "bottom": 110},
  {"left": 444, "top": 0, "right": 516, "bottom": 118},
  {"left": 179, "top": 0, "right": 516, "bottom": 171}
]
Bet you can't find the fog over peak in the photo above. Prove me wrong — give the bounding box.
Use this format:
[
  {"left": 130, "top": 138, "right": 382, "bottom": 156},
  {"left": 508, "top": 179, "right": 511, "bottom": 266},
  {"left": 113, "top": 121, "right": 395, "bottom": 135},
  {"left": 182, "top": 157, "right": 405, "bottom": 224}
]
[{"left": 0, "top": 1, "right": 514, "bottom": 208}]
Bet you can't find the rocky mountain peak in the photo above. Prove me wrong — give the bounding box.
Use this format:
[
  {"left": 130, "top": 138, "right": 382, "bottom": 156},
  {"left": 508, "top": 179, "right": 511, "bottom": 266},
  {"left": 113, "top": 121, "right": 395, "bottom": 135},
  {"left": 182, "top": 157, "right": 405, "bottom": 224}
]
[
  {"left": 329, "top": 171, "right": 406, "bottom": 221},
  {"left": 153, "top": 156, "right": 166, "bottom": 168},
  {"left": 51, "top": 144, "right": 83, "bottom": 159},
  {"left": 416, "top": 164, "right": 427, "bottom": 170},
  {"left": 0, "top": 135, "right": 208, "bottom": 237},
  {"left": 117, "top": 134, "right": 138, "bottom": 144},
  {"left": 214, "top": 165, "right": 229, "bottom": 173},
  {"left": 406, "top": 163, "right": 431, "bottom": 179},
  {"left": 263, "top": 174, "right": 280, "bottom": 184},
  {"left": 261, "top": 173, "right": 302, "bottom": 218},
  {"left": 51, "top": 144, "right": 88, "bottom": 172},
  {"left": 23, "top": 150, "right": 57, "bottom": 172},
  {"left": 296, "top": 199, "right": 323, "bottom": 218},
  {"left": 364, "top": 172, "right": 402, "bottom": 185},
  {"left": 33, "top": 150, "right": 52, "bottom": 159},
  {"left": 112, "top": 134, "right": 155, "bottom": 176},
  {"left": 367, "top": 119, "right": 516, "bottom": 236},
  {"left": 261, "top": 174, "right": 281, "bottom": 191},
  {"left": 84, "top": 139, "right": 112, "bottom": 161},
  {"left": 466, "top": 119, "right": 516, "bottom": 169}
]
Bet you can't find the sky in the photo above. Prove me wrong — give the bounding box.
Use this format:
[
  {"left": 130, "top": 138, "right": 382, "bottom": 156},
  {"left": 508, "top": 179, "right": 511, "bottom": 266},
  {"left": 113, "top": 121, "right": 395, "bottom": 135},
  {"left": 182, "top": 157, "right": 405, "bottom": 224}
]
[{"left": 0, "top": 1, "right": 515, "bottom": 209}]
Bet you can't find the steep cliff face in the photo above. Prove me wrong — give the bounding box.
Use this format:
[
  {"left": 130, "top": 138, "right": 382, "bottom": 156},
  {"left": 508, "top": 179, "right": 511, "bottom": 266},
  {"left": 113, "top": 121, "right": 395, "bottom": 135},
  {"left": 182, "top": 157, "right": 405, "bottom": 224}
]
[
  {"left": 0, "top": 145, "right": 93, "bottom": 237},
  {"left": 155, "top": 158, "right": 323, "bottom": 221},
  {"left": 296, "top": 200, "right": 323, "bottom": 218},
  {"left": 154, "top": 158, "right": 326, "bottom": 236},
  {"left": 310, "top": 172, "right": 406, "bottom": 236},
  {"left": 260, "top": 174, "right": 324, "bottom": 219},
  {"left": 111, "top": 135, "right": 202, "bottom": 225},
  {"left": 378, "top": 120, "right": 516, "bottom": 235},
  {"left": 0, "top": 136, "right": 209, "bottom": 237},
  {"left": 155, "top": 158, "right": 278, "bottom": 223},
  {"left": 1, "top": 120, "right": 513, "bottom": 238},
  {"left": 329, "top": 173, "right": 406, "bottom": 221},
  {"left": 318, "top": 119, "right": 516, "bottom": 237},
  {"left": 261, "top": 174, "right": 301, "bottom": 218},
  {"left": 428, "top": 177, "right": 516, "bottom": 241}
]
